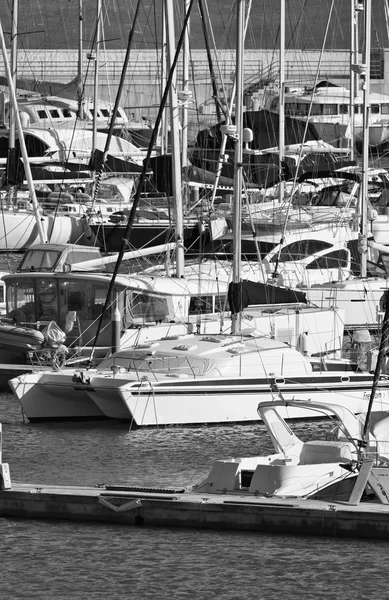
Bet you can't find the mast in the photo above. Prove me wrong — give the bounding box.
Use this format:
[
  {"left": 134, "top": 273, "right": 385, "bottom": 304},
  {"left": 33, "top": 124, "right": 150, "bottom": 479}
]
[
  {"left": 359, "top": 0, "right": 370, "bottom": 278},
  {"left": 0, "top": 18, "right": 46, "bottom": 243},
  {"left": 77, "top": 0, "right": 85, "bottom": 120},
  {"left": 181, "top": 0, "right": 190, "bottom": 169},
  {"left": 89, "top": 0, "right": 195, "bottom": 357},
  {"left": 278, "top": 0, "right": 285, "bottom": 216},
  {"left": 9, "top": 0, "right": 18, "bottom": 150},
  {"left": 92, "top": 0, "right": 102, "bottom": 153},
  {"left": 160, "top": 3, "right": 168, "bottom": 155},
  {"left": 231, "top": 0, "right": 245, "bottom": 334},
  {"left": 210, "top": 1, "right": 252, "bottom": 208},
  {"left": 349, "top": 1, "right": 357, "bottom": 161},
  {"left": 165, "top": 0, "right": 185, "bottom": 277},
  {"left": 197, "top": 0, "right": 223, "bottom": 122},
  {"left": 90, "top": 0, "right": 142, "bottom": 191}
]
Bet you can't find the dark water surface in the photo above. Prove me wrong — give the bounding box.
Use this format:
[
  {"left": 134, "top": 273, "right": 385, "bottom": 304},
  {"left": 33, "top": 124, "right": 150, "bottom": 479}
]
[{"left": 0, "top": 392, "right": 388, "bottom": 600}]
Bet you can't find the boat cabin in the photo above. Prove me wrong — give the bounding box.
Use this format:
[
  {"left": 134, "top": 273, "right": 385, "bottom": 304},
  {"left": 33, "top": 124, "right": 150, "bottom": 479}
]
[
  {"left": 266, "top": 84, "right": 389, "bottom": 119},
  {"left": 2, "top": 244, "right": 231, "bottom": 350},
  {"left": 16, "top": 243, "right": 102, "bottom": 273},
  {"left": 2, "top": 94, "right": 130, "bottom": 130}
]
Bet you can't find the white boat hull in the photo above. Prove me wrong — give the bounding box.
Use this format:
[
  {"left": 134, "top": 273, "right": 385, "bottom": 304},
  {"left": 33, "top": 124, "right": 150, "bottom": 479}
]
[
  {"left": 0, "top": 213, "right": 73, "bottom": 250},
  {"left": 306, "top": 279, "right": 389, "bottom": 329},
  {"left": 371, "top": 215, "right": 389, "bottom": 246},
  {"left": 84, "top": 373, "right": 389, "bottom": 427},
  {"left": 10, "top": 371, "right": 105, "bottom": 420}
]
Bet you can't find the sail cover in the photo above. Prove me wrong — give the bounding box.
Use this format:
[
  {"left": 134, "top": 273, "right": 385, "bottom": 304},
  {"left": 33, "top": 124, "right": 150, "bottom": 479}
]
[{"left": 228, "top": 280, "right": 307, "bottom": 313}]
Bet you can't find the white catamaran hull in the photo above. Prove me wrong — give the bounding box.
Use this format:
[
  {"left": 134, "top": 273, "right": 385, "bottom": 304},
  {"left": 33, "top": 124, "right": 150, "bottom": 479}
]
[
  {"left": 83, "top": 374, "right": 389, "bottom": 427},
  {"left": 11, "top": 369, "right": 389, "bottom": 425},
  {"left": 10, "top": 370, "right": 104, "bottom": 420}
]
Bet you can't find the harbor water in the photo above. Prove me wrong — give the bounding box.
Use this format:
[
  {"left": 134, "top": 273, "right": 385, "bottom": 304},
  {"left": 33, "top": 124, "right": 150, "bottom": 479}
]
[{"left": 0, "top": 392, "right": 388, "bottom": 600}]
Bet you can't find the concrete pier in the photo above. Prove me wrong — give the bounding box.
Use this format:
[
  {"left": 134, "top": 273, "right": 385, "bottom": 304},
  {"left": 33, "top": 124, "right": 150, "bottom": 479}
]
[{"left": 1, "top": 482, "right": 389, "bottom": 540}]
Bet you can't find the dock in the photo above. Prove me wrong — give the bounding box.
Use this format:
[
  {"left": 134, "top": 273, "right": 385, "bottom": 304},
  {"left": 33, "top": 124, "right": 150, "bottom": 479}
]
[{"left": 1, "top": 481, "right": 389, "bottom": 540}]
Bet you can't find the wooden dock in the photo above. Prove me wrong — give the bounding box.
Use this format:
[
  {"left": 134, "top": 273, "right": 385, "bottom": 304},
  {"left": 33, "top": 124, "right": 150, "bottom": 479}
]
[{"left": 1, "top": 481, "right": 389, "bottom": 540}]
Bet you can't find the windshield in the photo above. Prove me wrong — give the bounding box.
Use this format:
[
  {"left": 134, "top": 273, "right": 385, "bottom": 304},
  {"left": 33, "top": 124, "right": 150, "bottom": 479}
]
[
  {"left": 18, "top": 250, "right": 62, "bottom": 272},
  {"left": 108, "top": 354, "right": 213, "bottom": 377}
]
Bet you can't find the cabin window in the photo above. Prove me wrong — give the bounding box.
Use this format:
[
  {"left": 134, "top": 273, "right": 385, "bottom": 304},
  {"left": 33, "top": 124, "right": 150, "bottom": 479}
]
[
  {"left": 322, "top": 104, "right": 338, "bottom": 115},
  {"left": 285, "top": 102, "right": 298, "bottom": 115},
  {"left": 382, "top": 104, "right": 389, "bottom": 115},
  {"left": 371, "top": 50, "right": 384, "bottom": 79},
  {"left": 309, "top": 104, "right": 321, "bottom": 116},
  {"left": 100, "top": 109, "right": 110, "bottom": 118},
  {"left": 340, "top": 104, "right": 348, "bottom": 114},
  {"left": 37, "top": 110, "right": 47, "bottom": 119},
  {"left": 271, "top": 240, "right": 333, "bottom": 262},
  {"left": 126, "top": 292, "right": 170, "bottom": 324},
  {"left": 66, "top": 250, "right": 101, "bottom": 265},
  {"left": 62, "top": 109, "right": 72, "bottom": 118},
  {"left": 88, "top": 285, "right": 110, "bottom": 320},
  {"left": 306, "top": 249, "right": 349, "bottom": 270},
  {"left": 59, "top": 281, "right": 113, "bottom": 321},
  {"left": 371, "top": 104, "right": 380, "bottom": 114},
  {"left": 215, "top": 295, "right": 228, "bottom": 313},
  {"left": 296, "top": 102, "right": 310, "bottom": 116},
  {"left": 49, "top": 109, "right": 60, "bottom": 118},
  {"left": 189, "top": 296, "right": 214, "bottom": 315},
  {"left": 6, "top": 280, "right": 36, "bottom": 325},
  {"left": 122, "top": 355, "right": 211, "bottom": 377},
  {"left": 36, "top": 279, "right": 58, "bottom": 321},
  {"left": 18, "top": 249, "right": 62, "bottom": 272},
  {"left": 127, "top": 293, "right": 149, "bottom": 321}
]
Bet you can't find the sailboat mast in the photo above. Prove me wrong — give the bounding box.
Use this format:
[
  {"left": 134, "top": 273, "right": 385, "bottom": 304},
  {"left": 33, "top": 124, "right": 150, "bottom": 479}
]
[
  {"left": 181, "top": 0, "right": 190, "bottom": 169},
  {"left": 77, "top": 0, "right": 85, "bottom": 120},
  {"left": 9, "top": 0, "right": 18, "bottom": 149},
  {"left": 360, "top": 0, "right": 371, "bottom": 278},
  {"left": 165, "top": 0, "right": 185, "bottom": 277},
  {"left": 278, "top": 0, "right": 285, "bottom": 210},
  {"left": 92, "top": 0, "right": 102, "bottom": 154},
  {"left": 0, "top": 18, "right": 46, "bottom": 243},
  {"left": 90, "top": 0, "right": 195, "bottom": 357},
  {"left": 349, "top": 0, "right": 358, "bottom": 162},
  {"left": 160, "top": 3, "right": 168, "bottom": 155},
  {"left": 231, "top": 0, "right": 245, "bottom": 334}
]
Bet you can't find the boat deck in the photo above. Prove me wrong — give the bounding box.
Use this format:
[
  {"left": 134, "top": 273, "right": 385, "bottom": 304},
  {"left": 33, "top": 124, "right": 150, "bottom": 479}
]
[{"left": 1, "top": 481, "right": 389, "bottom": 540}]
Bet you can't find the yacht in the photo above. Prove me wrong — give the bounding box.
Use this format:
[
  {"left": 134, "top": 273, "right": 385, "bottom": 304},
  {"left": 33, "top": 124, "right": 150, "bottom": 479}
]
[
  {"left": 263, "top": 81, "right": 389, "bottom": 148},
  {"left": 0, "top": 91, "right": 155, "bottom": 150}
]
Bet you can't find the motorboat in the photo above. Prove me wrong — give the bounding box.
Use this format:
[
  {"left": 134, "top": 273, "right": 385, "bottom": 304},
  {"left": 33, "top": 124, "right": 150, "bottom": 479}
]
[
  {"left": 9, "top": 327, "right": 386, "bottom": 424},
  {"left": 263, "top": 81, "right": 389, "bottom": 148},
  {"left": 192, "top": 397, "right": 389, "bottom": 502}
]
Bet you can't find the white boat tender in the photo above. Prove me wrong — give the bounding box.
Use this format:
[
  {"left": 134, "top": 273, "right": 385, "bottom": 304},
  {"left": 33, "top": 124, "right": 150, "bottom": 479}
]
[{"left": 193, "top": 398, "right": 389, "bottom": 502}]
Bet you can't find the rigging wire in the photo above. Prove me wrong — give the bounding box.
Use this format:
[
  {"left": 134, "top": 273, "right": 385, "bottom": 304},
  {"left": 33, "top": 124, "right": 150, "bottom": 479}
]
[
  {"left": 272, "top": 0, "right": 336, "bottom": 278},
  {"left": 90, "top": 0, "right": 196, "bottom": 359}
]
